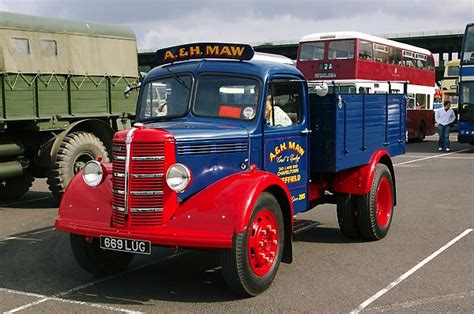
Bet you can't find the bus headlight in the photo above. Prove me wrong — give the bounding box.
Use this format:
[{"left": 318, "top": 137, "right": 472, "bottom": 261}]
[
  {"left": 82, "top": 161, "right": 104, "bottom": 187},
  {"left": 166, "top": 163, "right": 191, "bottom": 192}
]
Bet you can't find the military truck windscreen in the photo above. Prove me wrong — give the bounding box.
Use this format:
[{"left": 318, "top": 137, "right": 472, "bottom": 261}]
[
  {"left": 194, "top": 75, "right": 261, "bottom": 121},
  {"left": 137, "top": 74, "right": 192, "bottom": 120}
]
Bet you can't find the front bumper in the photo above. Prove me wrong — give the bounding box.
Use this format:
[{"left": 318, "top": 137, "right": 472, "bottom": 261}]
[{"left": 55, "top": 218, "right": 232, "bottom": 249}]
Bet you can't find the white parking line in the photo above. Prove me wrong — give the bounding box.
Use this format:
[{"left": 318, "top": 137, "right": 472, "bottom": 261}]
[
  {"left": 0, "top": 236, "right": 42, "bottom": 242},
  {"left": 4, "top": 251, "right": 187, "bottom": 313},
  {"left": 364, "top": 290, "right": 474, "bottom": 312},
  {"left": 1, "top": 287, "right": 141, "bottom": 314},
  {"left": 0, "top": 227, "right": 55, "bottom": 242},
  {"left": 0, "top": 196, "right": 50, "bottom": 208},
  {"left": 394, "top": 149, "right": 469, "bottom": 166},
  {"left": 397, "top": 155, "right": 474, "bottom": 160},
  {"left": 351, "top": 229, "right": 473, "bottom": 313}
]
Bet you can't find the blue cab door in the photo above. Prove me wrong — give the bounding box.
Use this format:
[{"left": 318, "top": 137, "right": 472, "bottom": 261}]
[{"left": 263, "top": 78, "right": 309, "bottom": 213}]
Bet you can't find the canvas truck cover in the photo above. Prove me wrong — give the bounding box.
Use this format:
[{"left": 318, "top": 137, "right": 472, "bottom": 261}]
[{"left": 0, "top": 11, "right": 138, "bottom": 77}]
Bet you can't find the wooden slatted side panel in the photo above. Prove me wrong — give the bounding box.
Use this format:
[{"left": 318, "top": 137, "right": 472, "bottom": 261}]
[
  {"left": 4, "top": 74, "right": 36, "bottom": 119},
  {"left": 70, "top": 76, "right": 108, "bottom": 115},
  {"left": 110, "top": 76, "right": 138, "bottom": 115},
  {"left": 0, "top": 75, "right": 4, "bottom": 119},
  {"left": 37, "top": 74, "right": 68, "bottom": 118}
]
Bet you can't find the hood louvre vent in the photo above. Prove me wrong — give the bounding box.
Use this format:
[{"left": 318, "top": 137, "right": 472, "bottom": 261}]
[{"left": 177, "top": 142, "right": 247, "bottom": 155}]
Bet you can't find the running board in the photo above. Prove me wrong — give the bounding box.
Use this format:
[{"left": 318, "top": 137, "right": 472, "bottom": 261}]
[{"left": 293, "top": 219, "right": 320, "bottom": 235}]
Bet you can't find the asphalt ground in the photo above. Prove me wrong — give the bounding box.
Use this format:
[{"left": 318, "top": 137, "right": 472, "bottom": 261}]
[{"left": 1, "top": 134, "right": 473, "bottom": 313}]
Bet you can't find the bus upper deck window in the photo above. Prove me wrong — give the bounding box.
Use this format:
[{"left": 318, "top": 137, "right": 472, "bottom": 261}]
[
  {"left": 389, "top": 48, "right": 402, "bottom": 65},
  {"left": 447, "top": 65, "right": 460, "bottom": 77},
  {"left": 358, "top": 41, "right": 372, "bottom": 61},
  {"left": 300, "top": 42, "right": 324, "bottom": 61},
  {"left": 328, "top": 40, "right": 354, "bottom": 60}
]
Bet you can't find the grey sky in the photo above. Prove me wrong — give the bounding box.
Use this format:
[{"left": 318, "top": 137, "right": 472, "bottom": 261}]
[{"left": 1, "top": 0, "right": 473, "bottom": 50}]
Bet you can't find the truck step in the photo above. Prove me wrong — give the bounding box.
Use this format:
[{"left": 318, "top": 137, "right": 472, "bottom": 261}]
[{"left": 293, "top": 219, "right": 320, "bottom": 235}]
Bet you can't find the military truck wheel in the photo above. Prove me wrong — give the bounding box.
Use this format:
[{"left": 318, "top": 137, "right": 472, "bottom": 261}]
[
  {"left": 355, "top": 164, "right": 394, "bottom": 240},
  {"left": 336, "top": 194, "right": 360, "bottom": 238},
  {"left": 70, "top": 234, "right": 134, "bottom": 275},
  {"left": 47, "top": 131, "right": 109, "bottom": 200},
  {"left": 221, "top": 192, "right": 284, "bottom": 296},
  {"left": 0, "top": 175, "right": 34, "bottom": 201}
]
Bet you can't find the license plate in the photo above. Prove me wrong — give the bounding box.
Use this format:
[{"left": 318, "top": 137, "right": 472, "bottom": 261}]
[{"left": 99, "top": 236, "right": 151, "bottom": 255}]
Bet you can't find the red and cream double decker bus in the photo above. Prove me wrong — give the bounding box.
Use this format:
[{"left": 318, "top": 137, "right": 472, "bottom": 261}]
[{"left": 296, "top": 31, "right": 436, "bottom": 141}]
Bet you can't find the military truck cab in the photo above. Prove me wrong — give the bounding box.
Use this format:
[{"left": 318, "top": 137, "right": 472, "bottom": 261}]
[{"left": 56, "top": 43, "right": 406, "bottom": 296}]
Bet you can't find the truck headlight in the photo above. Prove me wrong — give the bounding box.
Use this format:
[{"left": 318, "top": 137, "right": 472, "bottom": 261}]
[
  {"left": 166, "top": 163, "right": 191, "bottom": 192},
  {"left": 82, "top": 161, "right": 104, "bottom": 187}
]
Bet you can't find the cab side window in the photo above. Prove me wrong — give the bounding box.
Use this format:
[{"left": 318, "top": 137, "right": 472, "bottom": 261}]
[{"left": 266, "top": 80, "right": 303, "bottom": 127}]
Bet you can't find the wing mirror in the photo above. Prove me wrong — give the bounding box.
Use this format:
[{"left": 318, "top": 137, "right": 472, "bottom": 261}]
[{"left": 124, "top": 83, "right": 141, "bottom": 99}]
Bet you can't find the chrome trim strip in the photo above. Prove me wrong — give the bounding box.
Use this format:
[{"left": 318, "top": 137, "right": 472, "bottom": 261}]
[
  {"left": 131, "top": 173, "right": 163, "bottom": 178},
  {"left": 124, "top": 127, "right": 139, "bottom": 214},
  {"left": 177, "top": 142, "right": 248, "bottom": 155},
  {"left": 113, "top": 172, "right": 125, "bottom": 177},
  {"left": 113, "top": 189, "right": 126, "bottom": 195},
  {"left": 114, "top": 156, "right": 126, "bottom": 160},
  {"left": 130, "top": 207, "right": 163, "bottom": 213},
  {"left": 132, "top": 156, "right": 164, "bottom": 161},
  {"left": 130, "top": 190, "right": 163, "bottom": 196},
  {"left": 113, "top": 205, "right": 126, "bottom": 212}
]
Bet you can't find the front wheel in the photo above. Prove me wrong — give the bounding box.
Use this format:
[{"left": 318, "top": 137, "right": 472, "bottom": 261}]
[
  {"left": 221, "top": 192, "right": 284, "bottom": 296},
  {"left": 70, "top": 234, "right": 134, "bottom": 275},
  {"left": 355, "top": 164, "right": 394, "bottom": 240}
]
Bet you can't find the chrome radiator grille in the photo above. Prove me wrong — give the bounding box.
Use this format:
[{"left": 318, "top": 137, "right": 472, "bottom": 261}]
[{"left": 112, "top": 141, "right": 165, "bottom": 227}]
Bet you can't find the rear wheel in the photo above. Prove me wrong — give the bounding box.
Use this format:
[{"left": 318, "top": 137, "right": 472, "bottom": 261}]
[
  {"left": 0, "top": 174, "right": 34, "bottom": 201},
  {"left": 47, "top": 132, "right": 109, "bottom": 200},
  {"left": 355, "top": 164, "right": 394, "bottom": 240},
  {"left": 336, "top": 194, "right": 360, "bottom": 238},
  {"left": 221, "top": 192, "right": 284, "bottom": 296},
  {"left": 417, "top": 123, "right": 426, "bottom": 142},
  {"left": 70, "top": 234, "right": 134, "bottom": 275}
]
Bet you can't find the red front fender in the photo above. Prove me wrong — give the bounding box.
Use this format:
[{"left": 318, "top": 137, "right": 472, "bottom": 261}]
[
  {"left": 172, "top": 169, "right": 294, "bottom": 234},
  {"left": 57, "top": 164, "right": 114, "bottom": 228},
  {"left": 56, "top": 167, "right": 293, "bottom": 249}
]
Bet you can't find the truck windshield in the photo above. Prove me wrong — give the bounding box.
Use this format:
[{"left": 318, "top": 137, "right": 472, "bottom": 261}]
[
  {"left": 137, "top": 74, "right": 192, "bottom": 120},
  {"left": 193, "top": 75, "right": 261, "bottom": 121},
  {"left": 459, "top": 81, "right": 474, "bottom": 122}
]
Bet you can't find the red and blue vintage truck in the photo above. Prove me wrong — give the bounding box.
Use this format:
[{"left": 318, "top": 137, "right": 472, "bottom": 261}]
[{"left": 56, "top": 43, "right": 406, "bottom": 296}]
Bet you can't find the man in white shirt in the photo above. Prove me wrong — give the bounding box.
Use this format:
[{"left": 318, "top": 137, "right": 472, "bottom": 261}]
[{"left": 435, "top": 100, "right": 456, "bottom": 151}]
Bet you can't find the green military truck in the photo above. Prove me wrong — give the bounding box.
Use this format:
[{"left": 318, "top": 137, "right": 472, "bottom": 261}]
[{"left": 0, "top": 11, "right": 139, "bottom": 201}]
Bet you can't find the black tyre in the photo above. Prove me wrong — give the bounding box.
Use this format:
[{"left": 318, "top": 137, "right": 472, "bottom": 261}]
[
  {"left": 47, "top": 131, "right": 109, "bottom": 200},
  {"left": 417, "top": 123, "right": 426, "bottom": 142},
  {"left": 336, "top": 194, "right": 360, "bottom": 238},
  {"left": 70, "top": 234, "right": 134, "bottom": 275},
  {"left": 0, "top": 174, "right": 34, "bottom": 201},
  {"left": 355, "top": 164, "right": 394, "bottom": 240},
  {"left": 221, "top": 192, "right": 284, "bottom": 296}
]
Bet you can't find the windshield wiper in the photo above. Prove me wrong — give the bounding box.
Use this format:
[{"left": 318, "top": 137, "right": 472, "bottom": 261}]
[{"left": 166, "top": 67, "right": 190, "bottom": 91}]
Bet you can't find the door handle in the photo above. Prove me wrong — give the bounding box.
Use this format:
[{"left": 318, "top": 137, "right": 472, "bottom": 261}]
[{"left": 301, "top": 128, "right": 312, "bottom": 135}]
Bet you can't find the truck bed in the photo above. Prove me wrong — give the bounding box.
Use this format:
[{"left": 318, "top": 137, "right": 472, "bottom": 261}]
[
  {"left": 309, "top": 93, "right": 406, "bottom": 173},
  {"left": 0, "top": 74, "right": 137, "bottom": 123}
]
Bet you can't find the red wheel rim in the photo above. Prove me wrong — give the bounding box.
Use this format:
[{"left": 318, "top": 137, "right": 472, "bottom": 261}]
[
  {"left": 376, "top": 177, "right": 392, "bottom": 228},
  {"left": 247, "top": 209, "right": 279, "bottom": 276}
]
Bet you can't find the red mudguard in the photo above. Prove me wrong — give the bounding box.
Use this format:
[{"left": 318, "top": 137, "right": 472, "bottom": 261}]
[
  {"left": 55, "top": 168, "right": 293, "bottom": 249},
  {"left": 331, "top": 149, "right": 395, "bottom": 195}
]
